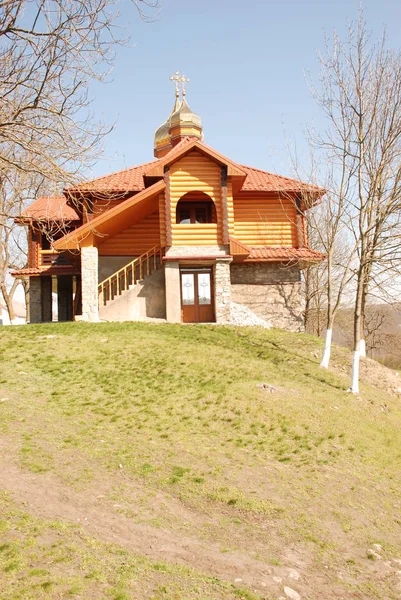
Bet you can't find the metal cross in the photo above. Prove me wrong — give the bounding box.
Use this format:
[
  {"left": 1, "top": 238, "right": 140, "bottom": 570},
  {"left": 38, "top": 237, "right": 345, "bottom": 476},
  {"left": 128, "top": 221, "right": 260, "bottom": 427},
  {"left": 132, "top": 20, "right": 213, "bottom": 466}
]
[
  {"left": 180, "top": 74, "right": 190, "bottom": 97},
  {"left": 170, "top": 71, "right": 181, "bottom": 96}
]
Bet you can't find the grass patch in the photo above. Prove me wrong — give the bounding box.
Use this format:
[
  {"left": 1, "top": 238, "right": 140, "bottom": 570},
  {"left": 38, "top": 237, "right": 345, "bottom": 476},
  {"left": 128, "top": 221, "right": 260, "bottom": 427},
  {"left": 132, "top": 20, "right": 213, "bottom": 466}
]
[{"left": 0, "top": 322, "right": 401, "bottom": 599}]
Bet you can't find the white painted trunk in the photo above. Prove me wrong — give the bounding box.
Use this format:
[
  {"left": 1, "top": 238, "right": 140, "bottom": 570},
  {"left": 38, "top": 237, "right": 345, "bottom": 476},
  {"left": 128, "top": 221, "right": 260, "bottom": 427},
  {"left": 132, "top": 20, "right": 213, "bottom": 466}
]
[
  {"left": 320, "top": 329, "right": 332, "bottom": 368},
  {"left": 359, "top": 339, "right": 366, "bottom": 358},
  {"left": 350, "top": 350, "right": 360, "bottom": 394}
]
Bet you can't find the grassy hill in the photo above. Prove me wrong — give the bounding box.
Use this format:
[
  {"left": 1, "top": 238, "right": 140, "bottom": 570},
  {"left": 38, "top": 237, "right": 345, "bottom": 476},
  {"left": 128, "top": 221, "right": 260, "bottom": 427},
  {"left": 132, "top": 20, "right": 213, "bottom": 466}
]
[{"left": 0, "top": 322, "right": 401, "bottom": 600}]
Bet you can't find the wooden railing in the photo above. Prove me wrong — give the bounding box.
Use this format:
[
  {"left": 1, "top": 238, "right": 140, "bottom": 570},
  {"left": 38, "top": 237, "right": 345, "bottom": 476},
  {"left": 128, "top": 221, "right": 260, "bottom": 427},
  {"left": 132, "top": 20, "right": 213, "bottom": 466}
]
[
  {"left": 98, "top": 245, "right": 165, "bottom": 307},
  {"left": 39, "top": 249, "right": 59, "bottom": 267}
]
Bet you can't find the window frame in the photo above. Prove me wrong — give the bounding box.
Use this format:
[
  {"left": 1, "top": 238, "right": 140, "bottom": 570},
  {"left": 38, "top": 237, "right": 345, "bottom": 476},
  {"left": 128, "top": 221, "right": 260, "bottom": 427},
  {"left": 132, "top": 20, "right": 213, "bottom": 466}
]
[{"left": 176, "top": 201, "right": 215, "bottom": 225}]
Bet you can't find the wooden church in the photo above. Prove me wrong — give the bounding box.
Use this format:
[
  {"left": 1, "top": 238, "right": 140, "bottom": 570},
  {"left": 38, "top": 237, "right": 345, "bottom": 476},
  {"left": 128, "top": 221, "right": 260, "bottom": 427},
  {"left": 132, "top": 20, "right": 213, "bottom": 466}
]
[{"left": 14, "top": 73, "right": 324, "bottom": 329}]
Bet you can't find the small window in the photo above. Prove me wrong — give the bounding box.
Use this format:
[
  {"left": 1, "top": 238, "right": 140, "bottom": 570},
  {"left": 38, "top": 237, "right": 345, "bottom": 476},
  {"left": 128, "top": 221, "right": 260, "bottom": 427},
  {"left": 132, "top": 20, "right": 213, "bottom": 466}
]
[
  {"left": 41, "top": 233, "right": 51, "bottom": 250},
  {"left": 176, "top": 202, "right": 214, "bottom": 224}
]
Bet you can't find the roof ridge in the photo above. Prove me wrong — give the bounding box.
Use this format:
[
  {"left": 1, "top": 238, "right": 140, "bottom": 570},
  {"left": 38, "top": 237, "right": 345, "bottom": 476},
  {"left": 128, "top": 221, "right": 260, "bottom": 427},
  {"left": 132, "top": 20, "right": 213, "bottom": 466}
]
[{"left": 162, "top": 137, "right": 194, "bottom": 157}]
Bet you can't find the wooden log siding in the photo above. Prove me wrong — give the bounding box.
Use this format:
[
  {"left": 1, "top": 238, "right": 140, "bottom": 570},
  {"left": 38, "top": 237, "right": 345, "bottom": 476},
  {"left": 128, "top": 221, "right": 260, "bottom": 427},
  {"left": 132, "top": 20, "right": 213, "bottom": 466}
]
[
  {"left": 226, "top": 179, "right": 235, "bottom": 238},
  {"left": 164, "top": 169, "right": 172, "bottom": 246},
  {"left": 98, "top": 210, "right": 161, "bottom": 256},
  {"left": 221, "top": 166, "right": 229, "bottom": 244},
  {"left": 29, "top": 228, "right": 39, "bottom": 268},
  {"left": 170, "top": 151, "right": 223, "bottom": 245},
  {"left": 158, "top": 192, "right": 166, "bottom": 247},
  {"left": 233, "top": 195, "right": 298, "bottom": 247}
]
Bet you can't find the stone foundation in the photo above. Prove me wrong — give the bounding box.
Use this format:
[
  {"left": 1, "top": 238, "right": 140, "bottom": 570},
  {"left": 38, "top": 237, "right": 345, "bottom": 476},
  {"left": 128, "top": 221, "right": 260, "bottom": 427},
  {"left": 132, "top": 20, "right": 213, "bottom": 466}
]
[
  {"left": 165, "top": 261, "right": 181, "bottom": 323},
  {"left": 230, "top": 263, "right": 304, "bottom": 331},
  {"left": 81, "top": 246, "right": 99, "bottom": 322},
  {"left": 29, "top": 277, "right": 42, "bottom": 323},
  {"left": 214, "top": 258, "right": 232, "bottom": 324}
]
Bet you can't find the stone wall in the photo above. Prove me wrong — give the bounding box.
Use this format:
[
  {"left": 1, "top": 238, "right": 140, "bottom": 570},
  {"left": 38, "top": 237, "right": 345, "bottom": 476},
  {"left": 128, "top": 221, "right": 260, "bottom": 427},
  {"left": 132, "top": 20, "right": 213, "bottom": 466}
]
[
  {"left": 230, "top": 263, "right": 304, "bottom": 331},
  {"left": 214, "top": 258, "right": 232, "bottom": 324},
  {"left": 29, "top": 277, "right": 42, "bottom": 323},
  {"left": 81, "top": 246, "right": 99, "bottom": 322},
  {"left": 164, "top": 262, "right": 180, "bottom": 323}
]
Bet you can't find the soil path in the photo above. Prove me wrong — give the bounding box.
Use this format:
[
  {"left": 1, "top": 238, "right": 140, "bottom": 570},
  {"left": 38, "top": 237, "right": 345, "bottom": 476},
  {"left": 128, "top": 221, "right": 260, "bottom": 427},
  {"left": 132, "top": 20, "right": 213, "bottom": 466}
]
[{"left": 0, "top": 438, "right": 280, "bottom": 594}]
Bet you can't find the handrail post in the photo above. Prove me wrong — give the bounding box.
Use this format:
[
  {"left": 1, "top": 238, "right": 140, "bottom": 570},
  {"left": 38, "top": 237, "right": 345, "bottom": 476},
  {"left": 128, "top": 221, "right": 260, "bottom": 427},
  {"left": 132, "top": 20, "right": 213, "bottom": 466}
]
[{"left": 98, "top": 246, "right": 163, "bottom": 300}]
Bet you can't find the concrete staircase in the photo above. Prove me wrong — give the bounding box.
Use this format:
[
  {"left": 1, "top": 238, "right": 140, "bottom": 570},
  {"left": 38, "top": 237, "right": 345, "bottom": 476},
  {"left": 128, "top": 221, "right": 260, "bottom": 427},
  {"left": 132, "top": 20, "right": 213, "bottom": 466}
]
[{"left": 98, "top": 246, "right": 166, "bottom": 322}]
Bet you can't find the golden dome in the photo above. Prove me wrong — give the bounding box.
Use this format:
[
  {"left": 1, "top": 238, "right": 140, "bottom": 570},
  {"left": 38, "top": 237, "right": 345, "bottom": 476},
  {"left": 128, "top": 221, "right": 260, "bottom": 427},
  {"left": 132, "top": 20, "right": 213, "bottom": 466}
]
[
  {"left": 154, "top": 73, "right": 203, "bottom": 156},
  {"left": 154, "top": 95, "right": 181, "bottom": 158},
  {"left": 169, "top": 96, "right": 203, "bottom": 147}
]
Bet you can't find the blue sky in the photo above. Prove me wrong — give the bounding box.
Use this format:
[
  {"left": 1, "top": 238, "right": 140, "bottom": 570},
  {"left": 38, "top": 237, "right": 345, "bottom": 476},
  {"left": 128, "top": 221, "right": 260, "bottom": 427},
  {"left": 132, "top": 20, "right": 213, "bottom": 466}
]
[{"left": 88, "top": 0, "right": 401, "bottom": 179}]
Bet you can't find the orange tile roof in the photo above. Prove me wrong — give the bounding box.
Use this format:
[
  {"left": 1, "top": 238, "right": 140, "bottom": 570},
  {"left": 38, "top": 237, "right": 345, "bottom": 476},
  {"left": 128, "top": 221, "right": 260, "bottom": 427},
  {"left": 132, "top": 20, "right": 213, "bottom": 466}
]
[
  {"left": 21, "top": 196, "right": 79, "bottom": 221},
  {"left": 19, "top": 143, "right": 324, "bottom": 222},
  {"left": 67, "top": 160, "right": 157, "bottom": 193},
  {"left": 246, "top": 247, "right": 325, "bottom": 262},
  {"left": 239, "top": 165, "right": 324, "bottom": 194},
  {"left": 12, "top": 265, "right": 80, "bottom": 277},
  {"left": 64, "top": 140, "right": 318, "bottom": 196}
]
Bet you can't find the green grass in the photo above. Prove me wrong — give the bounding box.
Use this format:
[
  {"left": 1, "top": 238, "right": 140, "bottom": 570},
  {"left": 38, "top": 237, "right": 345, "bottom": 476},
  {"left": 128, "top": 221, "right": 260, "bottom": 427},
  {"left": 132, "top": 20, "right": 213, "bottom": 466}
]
[{"left": 0, "top": 322, "right": 401, "bottom": 599}]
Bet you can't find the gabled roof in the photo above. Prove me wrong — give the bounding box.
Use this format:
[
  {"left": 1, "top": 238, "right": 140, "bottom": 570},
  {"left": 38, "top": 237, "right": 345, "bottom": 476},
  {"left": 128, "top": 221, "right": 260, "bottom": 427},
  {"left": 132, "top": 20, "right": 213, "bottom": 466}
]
[
  {"left": 145, "top": 138, "right": 247, "bottom": 178},
  {"left": 61, "top": 139, "right": 324, "bottom": 196},
  {"left": 18, "top": 141, "right": 325, "bottom": 224},
  {"left": 17, "top": 196, "right": 79, "bottom": 222}
]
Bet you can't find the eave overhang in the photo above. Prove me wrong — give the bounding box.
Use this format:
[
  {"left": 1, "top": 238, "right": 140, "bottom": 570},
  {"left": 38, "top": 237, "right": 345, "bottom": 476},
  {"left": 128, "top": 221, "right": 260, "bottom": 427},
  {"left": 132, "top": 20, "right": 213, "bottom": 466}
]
[{"left": 145, "top": 139, "right": 247, "bottom": 181}]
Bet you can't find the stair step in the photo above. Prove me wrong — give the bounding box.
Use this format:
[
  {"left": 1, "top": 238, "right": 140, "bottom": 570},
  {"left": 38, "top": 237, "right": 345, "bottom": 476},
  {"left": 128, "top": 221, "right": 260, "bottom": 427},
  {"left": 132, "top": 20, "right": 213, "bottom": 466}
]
[{"left": 99, "top": 246, "right": 165, "bottom": 308}]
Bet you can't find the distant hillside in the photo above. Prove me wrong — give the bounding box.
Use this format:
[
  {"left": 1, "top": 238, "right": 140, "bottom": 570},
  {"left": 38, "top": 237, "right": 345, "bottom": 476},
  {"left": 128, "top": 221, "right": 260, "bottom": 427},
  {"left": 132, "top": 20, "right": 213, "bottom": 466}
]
[
  {"left": 307, "top": 303, "right": 401, "bottom": 368},
  {"left": 0, "top": 322, "right": 401, "bottom": 599},
  {"left": 334, "top": 303, "right": 401, "bottom": 368}
]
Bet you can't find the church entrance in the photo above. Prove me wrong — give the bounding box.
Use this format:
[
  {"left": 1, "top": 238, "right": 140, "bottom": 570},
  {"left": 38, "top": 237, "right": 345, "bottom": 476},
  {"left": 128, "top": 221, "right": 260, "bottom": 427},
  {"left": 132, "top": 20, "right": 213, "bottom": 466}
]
[{"left": 180, "top": 267, "right": 215, "bottom": 323}]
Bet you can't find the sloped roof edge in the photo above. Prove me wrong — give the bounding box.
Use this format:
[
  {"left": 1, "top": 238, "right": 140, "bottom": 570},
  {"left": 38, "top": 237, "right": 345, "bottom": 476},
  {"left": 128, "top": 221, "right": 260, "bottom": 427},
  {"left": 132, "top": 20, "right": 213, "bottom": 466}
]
[
  {"left": 54, "top": 179, "right": 165, "bottom": 250},
  {"left": 145, "top": 138, "right": 247, "bottom": 178}
]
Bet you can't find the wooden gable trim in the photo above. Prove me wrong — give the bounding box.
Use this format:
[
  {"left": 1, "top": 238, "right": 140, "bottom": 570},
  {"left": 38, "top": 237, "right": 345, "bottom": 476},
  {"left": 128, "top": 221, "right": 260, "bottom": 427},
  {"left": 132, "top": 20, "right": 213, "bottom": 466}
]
[
  {"left": 229, "top": 236, "right": 251, "bottom": 257},
  {"left": 145, "top": 140, "right": 247, "bottom": 179}
]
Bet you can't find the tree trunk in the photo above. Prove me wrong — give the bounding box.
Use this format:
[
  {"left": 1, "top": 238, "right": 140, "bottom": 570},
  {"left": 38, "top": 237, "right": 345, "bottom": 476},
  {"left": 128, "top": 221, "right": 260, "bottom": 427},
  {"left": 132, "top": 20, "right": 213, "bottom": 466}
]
[
  {"left": 0, "top": 283, "right": 15, "bottom": 322},
  {"left": 350, "top": 267, "right": 365, "bottom": 394},
  {"left": 359, "top": 289, "right": 367, "bottom": 358},
  {"left": 320, "top": 326, "right": 333, "bottom": 368}
]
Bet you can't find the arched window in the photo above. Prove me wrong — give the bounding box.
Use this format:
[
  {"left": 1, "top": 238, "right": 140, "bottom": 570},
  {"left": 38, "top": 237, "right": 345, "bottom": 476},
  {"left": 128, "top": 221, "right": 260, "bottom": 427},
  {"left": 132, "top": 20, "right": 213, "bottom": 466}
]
[{"left": 176, "top": 191, "right": 217, "bottom": 224}]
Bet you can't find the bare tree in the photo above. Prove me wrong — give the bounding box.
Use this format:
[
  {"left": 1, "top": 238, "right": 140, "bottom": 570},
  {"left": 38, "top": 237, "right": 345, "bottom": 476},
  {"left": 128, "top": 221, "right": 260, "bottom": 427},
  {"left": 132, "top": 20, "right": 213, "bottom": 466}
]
[
  {"left": 0, "top": 0, "right": 159, "bottom": 320},
  {"left": 310, "top": 14, "right": 401, "bottom": 392},
  {"left": 0, "top": 167, "right": 42, "bottom": 320},
  {"left": 287, "top": 148, "right": 356, "bottom": 368},
  {"left": 303, "top": 182, "right": 356, "bottom": 369}
]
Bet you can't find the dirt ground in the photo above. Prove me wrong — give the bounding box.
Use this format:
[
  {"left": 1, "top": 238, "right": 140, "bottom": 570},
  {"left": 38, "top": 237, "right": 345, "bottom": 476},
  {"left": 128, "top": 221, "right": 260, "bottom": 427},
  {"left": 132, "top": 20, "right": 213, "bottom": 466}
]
[{"left": 1, "top": 429, "right": 400, "bottom": 600}]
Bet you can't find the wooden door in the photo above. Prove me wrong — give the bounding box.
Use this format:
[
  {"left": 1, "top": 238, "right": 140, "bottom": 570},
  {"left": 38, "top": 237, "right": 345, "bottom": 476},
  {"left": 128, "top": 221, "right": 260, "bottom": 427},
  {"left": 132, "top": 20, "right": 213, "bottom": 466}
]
[{"left": 180, "top": 269, "right": 214, "bottom": 323}]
